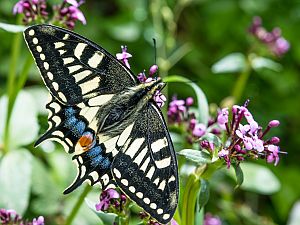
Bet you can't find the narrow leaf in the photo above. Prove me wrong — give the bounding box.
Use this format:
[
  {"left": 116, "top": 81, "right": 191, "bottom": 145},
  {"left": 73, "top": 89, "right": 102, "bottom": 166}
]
[
  {"left": 251, "top": 56, "right": 282, "bottom": 72},
  {"left": 198, "top": 179, "right": 210, "bottom": 210},
  {"left": 233, "top": 163, "right": 244, "bottom": 189},
  {"left": 0, "top": 22, "right": 26, "bottom": 33},
  {"left": 164, "top": 75, "right": 209, "bottom": 125}
]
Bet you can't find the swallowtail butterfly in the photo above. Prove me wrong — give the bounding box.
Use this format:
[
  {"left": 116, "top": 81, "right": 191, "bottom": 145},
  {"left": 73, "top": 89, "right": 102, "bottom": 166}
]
[{"left": 24, "top": 24, "right": 178, "bottom": 224}]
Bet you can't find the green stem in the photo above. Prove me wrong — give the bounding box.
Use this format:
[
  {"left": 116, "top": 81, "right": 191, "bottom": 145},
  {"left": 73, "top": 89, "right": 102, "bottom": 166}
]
[
  {"left": 65, "top": 185, "right": 92, "bottom": 225},
  {"left": 231, "top": 64, "right": 251, "bottom": 104},
  {"left": 181, "top": 174, "right": 199, "bottom": 225},
  {"left": 3, "top": 31, "right": 22, "bottom": 154},
  {"left": 186, "top": 177, "right": 200, "bottom": 225}
]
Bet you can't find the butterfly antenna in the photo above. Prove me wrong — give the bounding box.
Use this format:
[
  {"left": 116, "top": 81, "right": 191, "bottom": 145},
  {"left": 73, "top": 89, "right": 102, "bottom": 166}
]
[{"left": 152, "top": 38, "right": 158, "bottom": 80}]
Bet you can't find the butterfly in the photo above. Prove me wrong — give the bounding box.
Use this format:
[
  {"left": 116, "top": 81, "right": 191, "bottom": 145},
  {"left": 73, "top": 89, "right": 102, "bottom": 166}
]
[{"left": 24, "top": 24, "right": 178, "bottom": 224}]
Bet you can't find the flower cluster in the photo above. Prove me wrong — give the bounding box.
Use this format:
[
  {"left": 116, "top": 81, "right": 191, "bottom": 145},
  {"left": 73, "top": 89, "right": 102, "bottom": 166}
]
[
  {"left": 212, "top": 100, "right": 286, "bottom": 167},
  {"left": 13, "top": 0, "right": 48, "bottom": 24},
  {"left": 53, "top": 0, "right": 86, "bottom": 29},
  {"left": 13, "top": 0, "right": 86, "bottom": 29},
  {"left": 116, "top": 46, "right": 166, "bottom": 107},
  {"left": 249, "top": 16, "right": 290, "bottom": 57},
  {"left": 95, "top": 188, "right": 127, "bottom": 213},
  {"left": 0, "top": 208, "right": 44, "bottom": 225},
  {"left": 167, "top": 96, "right": 213, "bottom": 143}
]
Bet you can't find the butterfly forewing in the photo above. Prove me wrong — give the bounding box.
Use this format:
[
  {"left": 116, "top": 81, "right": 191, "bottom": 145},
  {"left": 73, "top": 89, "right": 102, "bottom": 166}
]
[
  {"left": 24, "top": 24, "right": 138, "bottom": 105},
  {"left": 112, "top": 102, "right": 178, "bottom": 224}
]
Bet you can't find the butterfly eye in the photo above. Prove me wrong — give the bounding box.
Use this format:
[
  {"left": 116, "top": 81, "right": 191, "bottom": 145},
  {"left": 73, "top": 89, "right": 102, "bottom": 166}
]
[{"left": 78, "top": 131, "right": 96, "bottom": 151}]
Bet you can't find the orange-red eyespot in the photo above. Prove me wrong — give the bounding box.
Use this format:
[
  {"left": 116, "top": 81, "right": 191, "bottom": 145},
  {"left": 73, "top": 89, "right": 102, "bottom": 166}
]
[{"left": 78, "top": 132, "right": 95, "bottom": 151}]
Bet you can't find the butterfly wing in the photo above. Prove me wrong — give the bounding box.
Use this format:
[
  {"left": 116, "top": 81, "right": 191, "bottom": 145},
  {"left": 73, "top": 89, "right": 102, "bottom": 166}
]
[
  {"left": 24, "top": 24, "right": 138, "bottom": 105},
  {"left": 111, "top": 102, "right": 179, "bottom": 224}
]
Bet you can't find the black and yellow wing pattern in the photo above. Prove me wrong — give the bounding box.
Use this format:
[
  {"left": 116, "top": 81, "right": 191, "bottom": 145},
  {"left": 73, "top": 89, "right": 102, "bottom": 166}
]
[{"left": 24, "top": 24, "right": 178, "bottom": 224}]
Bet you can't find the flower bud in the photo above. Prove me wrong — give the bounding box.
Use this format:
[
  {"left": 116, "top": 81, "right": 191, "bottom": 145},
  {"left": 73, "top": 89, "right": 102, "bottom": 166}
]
[{"left": 268, "top": 120, "right": 280, "bottom": 127}]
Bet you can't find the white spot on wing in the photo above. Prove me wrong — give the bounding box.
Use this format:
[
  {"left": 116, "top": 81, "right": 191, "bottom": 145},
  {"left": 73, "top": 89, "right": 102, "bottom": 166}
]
[
  {"left": 88, "top": 51, "right": 104, "bottom": 68},
  {"left": 54, "top": 42, "right": 65, "bottom": 49},
  {"left": 74, "top": 43, "right": 87, "bottom": 59},
  {"left": 140, "top": 157, "right": 150, "bottom": 172},
  {"left": 44, "top": 62, "right": 49, "bottom": 70},
  {"left": 151, "top": 137, "right": 168, "bottom": 153},
  {"left": 157, "top": 208, "right": 163, "bottom": 215},
  {"left": 52, "top": 82, "right": 59, "bottom": 91},
  {"left": 80, "top": 165, "right": 86, "bottom": 179},
  {"left": 58, "top": 92, "right": 67, "bottom": 102},
  {"left": 52, "top": 130, "right": 64, "bottom": 137},
  {"left": 150, "top": 203, "right": 157, "bottom": 209},
  {"left": 113, "top": 168, "right": 121, "bottom": 179},
  {"left": 88, "top": 94, "right": 114, "bottom": 107},
  {"left": 90, "top": 171, "right": 99, "bottom": 182},
  {"left": 52, "top": 116, "right": 61, "bottom": 125},
  {"left": 28, "top": 29, "right": 35, "bottom": 36},
  {"left": 33, "top": 38, "right": 38, "bottom": 44},
  {"left": 40, "top": 54, "right": 45, "bottom": 60},
  {"left": 101, "top": 174, "right": 110, "bottom": 185},
  {"left": 79, "top": 77, "right": 100, "bottom": 95},
  {"left": 59, "top": 49, "right": 66, "bottom": 55},
  {"left": 146, "top": 166, "right": 155, "bottom": 179},
  {"left": 47, "top": 72, "right": 53, "bottom": 80},
  {"left": 68, "top": 65, "right": 82, "bottom": 74},
  {"left": 133, "top": 146, "right": 148, "bottom": 165},
  {"left": 136, "top": 192, "right": 143, "bottom": 198},
  {"left": 168, "top": 175, "right": 176, "bottom": 183},
  {"left": 129, "top": 186, "right": 136, "bottom": 193},
  {"left": 49, "top": 102, "right": 61, "bottom": 113},
  {"left": 117, "top": 123, "right": 134, "bottom": 147},
  {"left": 124, "top": 138, "right": 145, "bottom": 159},
  {"left": 121, "top": 179, "right": 128, "bottom": 186},
  {"left": 158, "top": 180, "right": 166, "bottom": 191},
  {"left": 103, "top": 136, "right": 119, "bottom": 153},
  {"left": 63, "top": 34, "right": 69, "bottom": 40},
  {"left": 143, "top": 198, "right": 150, "bottom": 204},
  {"left": 63, "top": 57, "right": 75, "bottom": 65},
  {"left": 36, "top": 46, "right": 42, "bottom": 52},
  {"left": 163, "top": 214, "right": 170, "bottom": 220},
  {"left": 155, "top": 157, "right": 171, "bottom": 169},
  {"left": 154, "top": 178, "right": 160, "bottom": 185},
  {"left": 73, "top": 70, "right": 92, "bottom": 82}
]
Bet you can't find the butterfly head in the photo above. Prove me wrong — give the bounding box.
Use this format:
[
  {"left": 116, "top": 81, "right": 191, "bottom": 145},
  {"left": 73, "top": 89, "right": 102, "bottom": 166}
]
[{"left": 143, "top": 78, "right": 165, "bottom": 98}]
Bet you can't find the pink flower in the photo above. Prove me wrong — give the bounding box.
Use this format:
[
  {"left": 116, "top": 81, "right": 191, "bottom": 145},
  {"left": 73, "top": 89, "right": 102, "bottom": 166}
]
[
  {"left": 116, "top": 46, "right": 132, "bottom": 69},
  {"left": 266, "top": 145, "right": 280, "bottom": 166},
  {"left": 154, "top": 91, "right": 167, "bottom": 108},
  {"left": 192, "top": 123, "right": 206, "bottom": 137},
  {"left": 95, "top": 189, "right": 120, "bottom": 211}
]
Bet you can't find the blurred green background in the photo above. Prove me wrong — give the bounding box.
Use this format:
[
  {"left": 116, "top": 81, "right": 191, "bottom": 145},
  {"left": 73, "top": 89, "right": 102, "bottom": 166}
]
[{"left": 0, "top": 0, "right": 300, "bottom": 225}]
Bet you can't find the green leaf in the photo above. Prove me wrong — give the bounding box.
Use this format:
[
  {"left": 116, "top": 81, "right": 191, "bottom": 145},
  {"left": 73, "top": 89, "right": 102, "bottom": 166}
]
[
  {"left": 0, "top": 22, "right": 26, "bottom": 33},
  {"left": 0, "top": 90, "right": 39, "bottom": 148},
  {"left": 85, "top": 198, "right": 117, "bottom": 225},
  {"left": 250, "top": 56, "right": 282, "bottom": 72},
  {"left": 198, "top": 179, "right": 210, "bottom": 210},
  {"left": 233, "top": 163, "right": 244, "bottom": 189},
  {"left": 177, "top": 149, "right": 212, "bottom": 165},
  {"left": 233, "top": 163, "right": 281, "bottom": 194},
  {"left": 0, "top": 149, "right": 32, "bottom": 215},
  {"left": 164, "top": 75, "right": 209, "bottom": 125},
  {"left": 212, "top": 53, "right": 247, "bottom": 74}
]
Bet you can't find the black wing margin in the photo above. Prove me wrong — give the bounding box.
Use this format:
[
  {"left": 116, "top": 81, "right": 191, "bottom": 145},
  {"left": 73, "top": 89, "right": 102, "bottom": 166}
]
[
  {"left": 24, "top": 24, "right": 138, "bottom": 105},
  {"left": 111, "top": 102, "right": 179, "bottom": 224}
]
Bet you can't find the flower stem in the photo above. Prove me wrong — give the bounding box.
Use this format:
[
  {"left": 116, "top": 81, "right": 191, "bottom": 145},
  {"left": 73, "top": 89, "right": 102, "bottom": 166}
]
[
  {"left": 65, "top": 185, "right": 92, "bottom": 225},
  {"left": 3, "top": 29, "right": 22, "bottom": 154},
  {"left": 231, "top": 63, "right": 251, "bottom": 104}
]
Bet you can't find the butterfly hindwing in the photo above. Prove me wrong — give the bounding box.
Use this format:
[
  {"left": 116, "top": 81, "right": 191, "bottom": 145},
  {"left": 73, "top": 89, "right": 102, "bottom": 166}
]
[
  {"left": 24, "top": 24, "right": 138, "bottom": 105},
  {"left": 112, "top": 102, "right": 179, "bottom": 224}
]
